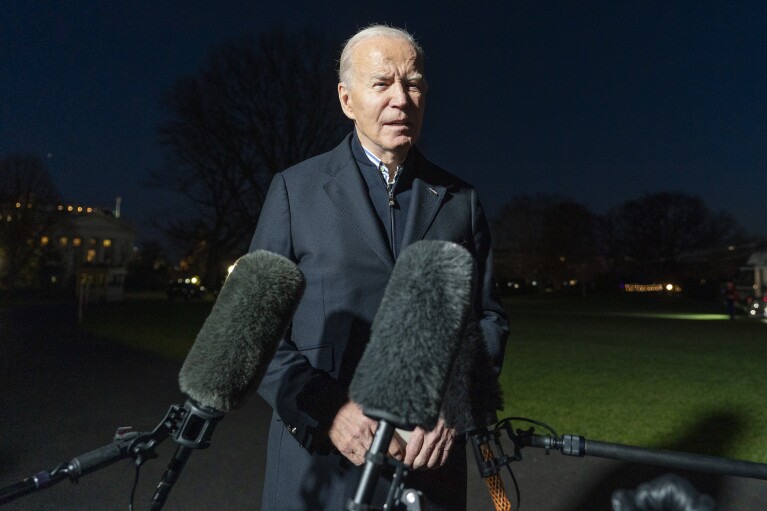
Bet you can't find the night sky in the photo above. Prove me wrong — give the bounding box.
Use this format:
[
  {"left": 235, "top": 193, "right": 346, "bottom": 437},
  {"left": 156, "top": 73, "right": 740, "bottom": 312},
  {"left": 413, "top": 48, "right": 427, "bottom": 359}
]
[{"left": 3, "top": 1, "right": 766, "bottom": 243}]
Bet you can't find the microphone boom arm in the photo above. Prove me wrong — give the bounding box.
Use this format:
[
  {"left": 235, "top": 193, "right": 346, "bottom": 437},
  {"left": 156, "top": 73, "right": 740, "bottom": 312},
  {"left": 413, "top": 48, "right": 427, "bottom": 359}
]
[
  {"left": 0, "top": 399, "right": 222, "bottom": 508},
  {"left": 0, "top": 428, "right": 142, "bottom": 506},
  {"left": 517, "top": 429, "right": 767, "bottom": 480},
  {"left": 493, "top": 418, "right": 767, "bottom": 481}
]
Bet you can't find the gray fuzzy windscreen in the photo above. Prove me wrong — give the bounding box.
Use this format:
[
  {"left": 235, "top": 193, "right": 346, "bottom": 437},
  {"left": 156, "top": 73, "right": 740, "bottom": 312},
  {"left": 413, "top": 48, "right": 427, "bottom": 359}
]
[
  {"left": 440, "top": 319, "right": 504, "bottom": 433},
  {"left": 349, "top": 240, "right": 475, "bottom": 430},
  {"left": 178, "top": 250, "right": 305, "bottom": 412}
]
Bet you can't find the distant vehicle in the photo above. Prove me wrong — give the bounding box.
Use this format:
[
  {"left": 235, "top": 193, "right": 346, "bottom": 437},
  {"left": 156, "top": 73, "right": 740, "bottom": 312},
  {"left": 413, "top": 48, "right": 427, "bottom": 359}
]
[
  {"left": 737, "top": 251, "right": 767, "bottom": 320},
  {"left": 166, "top": 279, "right": 206, "bottom": 300},
  {"left": 745, "top": 295, "right": 767, "bottom": 320}
]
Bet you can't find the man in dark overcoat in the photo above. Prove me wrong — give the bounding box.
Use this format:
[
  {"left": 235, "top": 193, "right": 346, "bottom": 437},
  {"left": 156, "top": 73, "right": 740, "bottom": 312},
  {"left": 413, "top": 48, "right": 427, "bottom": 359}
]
[{"left": 250, "top": 24, "right": 509, "bottom": 510}]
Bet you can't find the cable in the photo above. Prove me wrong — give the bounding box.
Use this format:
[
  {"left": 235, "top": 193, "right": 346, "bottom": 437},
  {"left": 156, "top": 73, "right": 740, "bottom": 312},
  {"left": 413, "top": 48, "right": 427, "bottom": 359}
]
[
  {"left": 490, "top": 416, "right": 561, "bottom": 510},
  {"left": 496, "top": 417, "right": 559, "bottom": 439},
  {"left": 504, "top": 463, "right": 521, "bottom": 511},
  {"left": 128, "top": 462, "right": 141, "bottom": 511}
]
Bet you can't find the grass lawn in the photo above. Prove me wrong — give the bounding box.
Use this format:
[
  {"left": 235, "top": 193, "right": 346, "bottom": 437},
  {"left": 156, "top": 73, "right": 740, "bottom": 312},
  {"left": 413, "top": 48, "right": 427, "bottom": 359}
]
[
  {"left": 500, "top": 293, "right": 767, "bottom": 463},
  {"left": 81, "top": 291, "right": 767, "bottom": 463},
  {"left": 80, "top": 292, "right": 214, "bottom": 360}
]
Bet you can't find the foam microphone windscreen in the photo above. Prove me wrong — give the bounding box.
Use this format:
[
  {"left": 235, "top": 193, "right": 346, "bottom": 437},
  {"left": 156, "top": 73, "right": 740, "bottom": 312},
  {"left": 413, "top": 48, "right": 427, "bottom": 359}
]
[
  {"left": 441, "top": 319, "right": 504, "bottom": 433},
  {"left": 349, "top": 240, "right": 475, "bottom": 430},
  {"left": 178, "top": 250, "right": 305, "bottom": 413}
]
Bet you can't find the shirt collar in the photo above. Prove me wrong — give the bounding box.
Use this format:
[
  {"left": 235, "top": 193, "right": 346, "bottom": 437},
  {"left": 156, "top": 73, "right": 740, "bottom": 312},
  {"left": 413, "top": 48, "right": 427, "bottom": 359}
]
[{"left": 356, "top": 133, "right": 408, "bottom": 185}]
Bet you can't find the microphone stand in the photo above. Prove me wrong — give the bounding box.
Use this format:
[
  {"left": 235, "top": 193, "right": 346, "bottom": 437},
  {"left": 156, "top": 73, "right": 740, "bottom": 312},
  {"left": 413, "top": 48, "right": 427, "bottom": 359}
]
[
  {"left": 351, "top": 419, "right": 395, "bottom": 507},
  {"left": 0, "top": 399, "right": 222, "bottom": 509},
  {"left": 150, "top": 400, "right": 223, "bottom": 510},
  {"left": 347, "top": 411, "right": 425, "bottom": 511}
]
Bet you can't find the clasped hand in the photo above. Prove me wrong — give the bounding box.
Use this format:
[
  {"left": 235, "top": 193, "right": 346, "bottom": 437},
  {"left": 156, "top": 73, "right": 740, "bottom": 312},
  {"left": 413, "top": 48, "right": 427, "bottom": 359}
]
[{"left": 328, "top": 401, "right": 455, "bottom": 470}]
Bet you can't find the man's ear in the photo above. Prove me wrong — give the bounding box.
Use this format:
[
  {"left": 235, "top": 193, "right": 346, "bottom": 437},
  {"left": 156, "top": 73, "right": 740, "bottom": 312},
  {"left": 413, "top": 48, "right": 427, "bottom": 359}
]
[{"left": 338, "top": 83, "right": 356, "bottom": 121}]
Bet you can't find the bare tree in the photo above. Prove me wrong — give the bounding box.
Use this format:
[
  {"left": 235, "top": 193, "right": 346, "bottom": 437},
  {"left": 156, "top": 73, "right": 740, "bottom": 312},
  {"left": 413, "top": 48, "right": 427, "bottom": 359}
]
[
  {"left": 492, "top": 195, "right": 546, "bottom": 283},
  {"left": 605, "top": 191, "right": 745, "bottom": 281},
  {"left": 151, "top": 29, "right": 348, "bottom": 286},
  {"left": 492, "top": 195, "right": 601, "bottom": 291},
  {"left": 0, "top": 153, "right": 62, "bottom": 289},
  {"left": 539, "top": 199, "right": 602, "bottom": 290}
]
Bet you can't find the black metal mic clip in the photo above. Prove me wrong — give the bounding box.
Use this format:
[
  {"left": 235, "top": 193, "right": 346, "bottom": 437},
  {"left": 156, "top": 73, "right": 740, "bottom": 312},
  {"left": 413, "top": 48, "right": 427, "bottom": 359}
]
[{"left": 469, "top": 425, "right": 517, "bottom": 478}]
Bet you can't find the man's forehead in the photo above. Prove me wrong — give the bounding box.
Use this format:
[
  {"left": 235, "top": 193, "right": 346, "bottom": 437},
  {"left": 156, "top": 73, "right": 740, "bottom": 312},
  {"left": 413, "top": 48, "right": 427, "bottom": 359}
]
[{"left": 353, "top": 37, "right": 422, "bottom": 72}]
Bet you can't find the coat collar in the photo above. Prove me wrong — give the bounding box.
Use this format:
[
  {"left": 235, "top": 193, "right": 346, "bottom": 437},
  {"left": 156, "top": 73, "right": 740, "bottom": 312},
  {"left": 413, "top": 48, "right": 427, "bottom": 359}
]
[{"left": 322, "top": 134, "right": 448, "bottom": 266}]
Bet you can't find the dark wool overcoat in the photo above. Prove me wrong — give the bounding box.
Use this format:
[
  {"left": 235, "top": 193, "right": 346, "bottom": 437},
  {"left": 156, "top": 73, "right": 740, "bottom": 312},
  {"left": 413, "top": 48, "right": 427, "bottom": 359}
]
[{"left": 249, "top": 133, "right": 509, "bottom": 510}]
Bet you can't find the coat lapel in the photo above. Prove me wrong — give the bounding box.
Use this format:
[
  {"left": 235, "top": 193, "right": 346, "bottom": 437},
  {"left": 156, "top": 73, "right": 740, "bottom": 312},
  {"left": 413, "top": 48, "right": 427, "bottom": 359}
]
[
  {"left": 322, "top": 137, "right": 395, "bottom": 268},
  {"left": 400, "top": 160, "right": 447, "bottom": 248}
]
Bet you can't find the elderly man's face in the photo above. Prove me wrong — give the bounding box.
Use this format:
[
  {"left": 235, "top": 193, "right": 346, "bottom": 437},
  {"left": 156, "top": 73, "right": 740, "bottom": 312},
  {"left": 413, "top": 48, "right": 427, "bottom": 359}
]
[{"left": 338, "top": 37, "right": 426, "bottom": 164}]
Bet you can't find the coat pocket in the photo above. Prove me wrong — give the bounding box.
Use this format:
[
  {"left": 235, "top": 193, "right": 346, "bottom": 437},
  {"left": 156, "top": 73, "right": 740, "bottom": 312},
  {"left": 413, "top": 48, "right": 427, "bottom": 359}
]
[{"left": 298, "top": 343, "right": 335, "bottom": 372}]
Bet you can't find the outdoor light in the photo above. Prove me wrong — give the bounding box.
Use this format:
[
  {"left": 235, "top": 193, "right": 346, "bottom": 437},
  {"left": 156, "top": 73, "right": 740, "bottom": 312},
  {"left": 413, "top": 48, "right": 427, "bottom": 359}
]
[{"left": 624, "top": 283, "right": 682, "bottom": 293}]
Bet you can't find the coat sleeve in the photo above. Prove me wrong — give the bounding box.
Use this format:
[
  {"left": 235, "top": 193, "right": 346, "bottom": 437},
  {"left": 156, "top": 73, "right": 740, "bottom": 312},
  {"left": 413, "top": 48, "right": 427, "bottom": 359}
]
[
  {"left": 249, "top": 173, "right": 347, "bottom": 452},
  {"left": 471, "top": 189, "right": 509, "bottom": 375}
]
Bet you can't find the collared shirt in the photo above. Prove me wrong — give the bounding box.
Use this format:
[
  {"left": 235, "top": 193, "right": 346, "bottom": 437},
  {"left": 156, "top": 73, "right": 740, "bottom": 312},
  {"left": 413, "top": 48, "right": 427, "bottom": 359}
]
[
  {"left": 360, "top": 144, "right": 403, "bottom": 185},
  {"left": 351, "top": 131, "right": 414, "bottom": 259}
]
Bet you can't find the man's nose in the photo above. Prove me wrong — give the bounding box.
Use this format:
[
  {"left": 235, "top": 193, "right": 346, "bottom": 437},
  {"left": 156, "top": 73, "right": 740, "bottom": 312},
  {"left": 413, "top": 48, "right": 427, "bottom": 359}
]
[{"left": 389, "top": 82, "right": 409, "bottom": 107}]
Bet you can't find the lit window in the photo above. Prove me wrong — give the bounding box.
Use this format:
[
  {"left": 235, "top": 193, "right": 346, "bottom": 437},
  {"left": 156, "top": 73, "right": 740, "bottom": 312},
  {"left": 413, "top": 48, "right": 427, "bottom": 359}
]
[
  {"left": 86, "top": 249, "right": 96, "bottom": 263},
  {"left": 73, "top": 238, "right": 82, "bottom": 247},
  {"left": 77, "top": 206, "right": 83, "bottom": 213},
  {"left": 59, "top": 236, "right": 68, "bottom": 247},
  {"left": 40, "top": 236, "right": 50, "bottom": 246},
  {"left": 103, "top": 239, "right": 112, "bottom": 248}
]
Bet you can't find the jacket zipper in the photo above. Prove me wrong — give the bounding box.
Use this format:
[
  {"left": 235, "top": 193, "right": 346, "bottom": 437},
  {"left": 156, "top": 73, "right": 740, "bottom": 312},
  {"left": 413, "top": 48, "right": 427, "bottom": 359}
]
[
  {"left": 379, "top": 170, "right": 399, "bottom": 259},
  {"left": 388, "top": 182, "right": 397, "bottom": 259}
]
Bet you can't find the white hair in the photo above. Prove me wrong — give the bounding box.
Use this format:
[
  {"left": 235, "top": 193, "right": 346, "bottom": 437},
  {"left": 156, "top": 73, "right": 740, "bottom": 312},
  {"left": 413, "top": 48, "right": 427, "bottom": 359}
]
[{"left": 338, "top": 24, "right": 425, "bottom": 88}]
